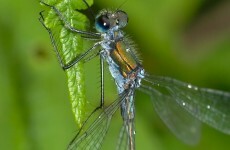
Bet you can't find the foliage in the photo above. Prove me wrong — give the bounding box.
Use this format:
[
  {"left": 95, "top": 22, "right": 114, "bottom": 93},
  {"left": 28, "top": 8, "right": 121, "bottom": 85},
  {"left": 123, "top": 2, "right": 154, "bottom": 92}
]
[{"left": 41, "top": 0, "right": 93, "bottom": 127}]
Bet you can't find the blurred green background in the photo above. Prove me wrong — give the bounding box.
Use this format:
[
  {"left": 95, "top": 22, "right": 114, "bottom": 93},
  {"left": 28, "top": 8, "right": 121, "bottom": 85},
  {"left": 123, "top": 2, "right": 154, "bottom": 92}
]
[{"left": 0, "top": 0, "right": 230, "bottom": 150}]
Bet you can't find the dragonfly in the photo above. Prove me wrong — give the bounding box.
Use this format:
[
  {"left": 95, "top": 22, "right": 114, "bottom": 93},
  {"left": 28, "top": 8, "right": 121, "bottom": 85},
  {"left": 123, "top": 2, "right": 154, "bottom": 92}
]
[{"left": 40, "top": 0, "right": 230, "bottom": 149}]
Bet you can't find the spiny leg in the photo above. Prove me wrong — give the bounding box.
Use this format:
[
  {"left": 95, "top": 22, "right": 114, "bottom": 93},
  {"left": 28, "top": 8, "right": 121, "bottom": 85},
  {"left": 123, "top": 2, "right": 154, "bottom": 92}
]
[
  {"left": 40, "top": 0, "right": 105, "bottom": 120},
  {"left": 39, "top": 10, "right": 101, "bottom": 70},
  {"left": 68, "top": 54, "right": 106, "bottom": 148},
  {"left": 40, "top": 1, "right": 100, "bottom": 37},
  {"left": 100, "top": 54, "right": 105, "bottom": 108},
  {"left": 39, "top": 11, "right": 66, "bottom": 69}
]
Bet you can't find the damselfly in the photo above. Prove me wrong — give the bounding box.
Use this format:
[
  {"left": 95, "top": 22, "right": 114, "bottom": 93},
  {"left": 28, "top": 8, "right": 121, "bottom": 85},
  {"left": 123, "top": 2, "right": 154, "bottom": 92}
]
[{"left": 40, "top": 1, "right": 230, "bottom": 149}]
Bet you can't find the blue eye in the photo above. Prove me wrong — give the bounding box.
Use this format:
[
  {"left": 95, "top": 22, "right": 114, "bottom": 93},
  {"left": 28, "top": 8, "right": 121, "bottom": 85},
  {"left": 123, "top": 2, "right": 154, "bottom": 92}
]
[{"left": 95, "top": 15, "right": 110, "bottom": 32}]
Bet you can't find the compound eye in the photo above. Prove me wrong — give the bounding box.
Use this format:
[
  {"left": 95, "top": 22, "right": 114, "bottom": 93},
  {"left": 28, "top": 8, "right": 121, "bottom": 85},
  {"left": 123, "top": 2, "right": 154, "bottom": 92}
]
[
  {"left": 95, "top": 15, "right": 111, "bottom": 32},
  {"left": 115, "top": 10, "right": 128, "bottom": 28}
]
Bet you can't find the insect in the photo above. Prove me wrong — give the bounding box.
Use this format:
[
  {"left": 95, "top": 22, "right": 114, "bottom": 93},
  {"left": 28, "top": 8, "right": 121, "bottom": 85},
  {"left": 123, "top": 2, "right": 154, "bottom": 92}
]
[{"left": 40, "top": 0, "right": 230, "bottom": 149}]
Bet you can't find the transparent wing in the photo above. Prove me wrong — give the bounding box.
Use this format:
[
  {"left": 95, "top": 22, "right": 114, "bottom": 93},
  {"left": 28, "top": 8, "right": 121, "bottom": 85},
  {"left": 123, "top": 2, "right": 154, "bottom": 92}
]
[
  {"left": 117, "top": 116, "right": 135, "bottom": 150},
  {"left": 140, "top": 83, "right": 201, "bottom": 144},
  {"left": 142, "top": 74, "right": 230, "bottom": 140},
  {"left": 116, "top": 126, "right": 129, "bottom": 150},
  {"left": 68, "top": 92, "right": 128, "bottom": 150}
]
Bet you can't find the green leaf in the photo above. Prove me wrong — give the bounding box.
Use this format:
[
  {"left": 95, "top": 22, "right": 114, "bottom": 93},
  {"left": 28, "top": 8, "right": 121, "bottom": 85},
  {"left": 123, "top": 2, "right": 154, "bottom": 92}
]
[
  {"left": 41, "top": 0, "right": 93, "bottom": 127},
  {"left": 70, "top": 0, "right": 93, "bottom": 10}
]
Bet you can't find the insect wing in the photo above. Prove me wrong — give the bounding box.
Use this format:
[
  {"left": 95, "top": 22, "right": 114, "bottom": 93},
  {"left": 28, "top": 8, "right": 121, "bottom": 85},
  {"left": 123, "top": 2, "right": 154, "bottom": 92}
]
[
  {"left": 140, "top": 82, "right": 201, "bottom": 144},
  {"left": 68, "top": 92, "right": 128, "bottom": 150},
  {"left": 143, "top": 74, "right": 230, "bottom": 137}
]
